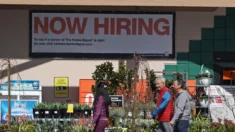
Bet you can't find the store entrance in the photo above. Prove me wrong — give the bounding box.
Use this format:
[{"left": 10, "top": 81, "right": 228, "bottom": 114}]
[
  {"left": 214, "top": 52, "right": 235, "bottom": 85},
  {"left": 213, "top": 63, "right": 235, "bottom": 85},
  {"left": 222, "top": 68, "right": 235, "bottom": 85}
]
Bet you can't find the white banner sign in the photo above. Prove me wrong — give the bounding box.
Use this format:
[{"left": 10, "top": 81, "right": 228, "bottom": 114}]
[
  {"left": 30, "top": 12, "right": 174, "bottom": 58},
  {"left": 205, "top": 85, "right": 235, "bottom": 96}
]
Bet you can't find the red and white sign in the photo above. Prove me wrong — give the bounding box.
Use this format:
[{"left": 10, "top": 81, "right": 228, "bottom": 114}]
[
  {"left": 31, "top": 12, "right": 174, "bottom": 57},
  {"left": 210, "top": 97, "right": 223, "bottom": 108}
]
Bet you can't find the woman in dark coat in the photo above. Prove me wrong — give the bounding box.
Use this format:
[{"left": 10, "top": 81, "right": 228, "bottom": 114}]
[{"left": 91, "top": 81, "right": 111, "bottom": 132}]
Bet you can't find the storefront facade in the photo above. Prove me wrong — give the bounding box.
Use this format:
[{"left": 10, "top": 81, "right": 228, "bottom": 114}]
[{"left": 0, "top": 4, "right": 233, "bottom": 102}]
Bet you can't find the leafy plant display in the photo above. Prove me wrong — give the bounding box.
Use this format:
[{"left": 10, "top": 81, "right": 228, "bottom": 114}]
[
  {"left": 135, "top": 119, "right": 155, "bottom": 128},
  {"left": 33, "top": 103, "right": 45, "bottom": 109},
  {"left": 83, "top": 104, "right": 91, "bottom": 109},
  {"left": 145, "top": 69, "right": 157, "bottom": 103},
  {"left": 195, "top": 65, "right": 213, "bottom": 79},
  {"left": 189, "top": 112, "right": 210, "bottom": 131},
  {"left": 34, "top": 103, "right": 91, "bottom": 110},
  {"left": 52, "top": 103, "right": 61, "bottom": 110},
  {"left": 91, "top": 62, "right": 134, "bottom": 95},
  {"left": 136, "top": 102, "right": 145, "bottom": 110},
  {"left": 188, "top": 112, "right": 235, "bottom": 132},
  {"left": 210, "top": 118, "right": 235, "bottom": 132},
  {"left": 44, "top": 103, "right": 54, "bottom": 110},
  {"left": 74, "top": 103, "right": 80, "bottom": 109},
  {"left": 60, "top": 103, "right": 67, "bottom": 109},
  {"left": 195, "top": 73, "right": 213, "bottom": 79},
  {"left": 18, "top": 121, "right": 35, "bottom": 132},
  {"left": 109, "top": 108, "right": 126, "bottom": 119}
]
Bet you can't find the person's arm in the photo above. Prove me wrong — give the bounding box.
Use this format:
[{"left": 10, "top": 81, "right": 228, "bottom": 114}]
[
  {"left": 92, "top": 96, "right": 104, "bottom": 125},
  {"left": 151, "top": 91, "right": 171, "bottom": 118},
  {"left": 171, "top": 94, "right": 187, "bottom": 123}
]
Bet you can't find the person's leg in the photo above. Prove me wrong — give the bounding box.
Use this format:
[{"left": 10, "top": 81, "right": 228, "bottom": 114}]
[
  {"left": 173, "top": 122, "right": 179, "bottom": 132},
  {"left": 155, "top": 122, "right": 163, "bottom": 132},
  {"left": 94, "top": 119, "right": 108, "bottom": 132},
  {"left": 177, "top": 120, "right": 189, "bottom": 132},
  {"left": 161, "top": 122, "right": 173, "bottom": 132}
]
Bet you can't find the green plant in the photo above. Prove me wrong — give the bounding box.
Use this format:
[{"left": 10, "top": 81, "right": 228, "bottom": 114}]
[
  {"left": 200, "top": 95, "right": 209, "bottom": 99},
  {"left": 210, "top": 119, "right": 235, "bottom": 132},
  {"left": 56, "top": 118, "right": 73, "bottom": 132},
  {"left": 52, "top": 103, "right": 61, "bottom": 110},
  {"left": 44, "top": 103, "right": 54, "bottom": 110},
  {"left": 165, "top": 79, "right": 173, "bottom": 89},
  {"left": 145, "top": 69, "right": 155, "bottom": 90},
  {"left": 137, "top": 102, "right": 144, "bottom": 110},
  {"left": 77, "top": 125, "right": 93, "bottom": 132},
  {"left": 74, "top": 103, "right": 80, "bottom": 109},
  {"left": 195, "top": 73, "right": 213, "bottom": 79},
  {"left": 144, "top": 101, "right": 155, "bottom": 111},
  {"left": 91, "top": 62, "right": 115, "bottom": 94},
  {"left": 35, "top": 118, "right": 55, "bottom": 131},
  {"left": 164, "top": 72, "right": 183, "bottom": 88},
  {"left": 80, "top": 105, "right": 85, "bottom": 110},
  {"left": 8, "top": 125, "right": 19, "bottom": 132},
  {"left": 18, "top": 121, "right": 35, "bottom": 132},
  {"left": 83, "top": 104, "right": 91, "bottom": 110},
  {"left": 189, "top": 112, "right": 210, "bottom": 132},
  {"left": 136, "top": 110, "right": 145, "bottom": 119},
  {"left": 34, "top": 103, "right": 45, "bottom": 109},
  {"left": 145, "top": 69, "right": 157, "bottom": 102},
  {"left": 60, "top": 103, "right": 67, "bottom": 109},
  {"left": 109, "top": 108, "right": 126, "bottom": 119},
  {"left": 91, "top": 62, "right": 134, "bottom": 95}
]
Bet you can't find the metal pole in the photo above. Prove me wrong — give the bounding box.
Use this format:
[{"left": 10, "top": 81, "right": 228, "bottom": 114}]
[{"left": 7, "top": 59, "right": 11, "bottom": 123}]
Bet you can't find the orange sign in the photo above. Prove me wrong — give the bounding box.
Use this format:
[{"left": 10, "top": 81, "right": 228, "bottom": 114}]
[
  {"left": 79, "top": 79, "right": 95, "bottom": 105},
  {"left": 187, "top": 80, "right": 196, "bottom": 96},
  {"left": 79, "top": 79, "right": 148, "bottom": 105}
]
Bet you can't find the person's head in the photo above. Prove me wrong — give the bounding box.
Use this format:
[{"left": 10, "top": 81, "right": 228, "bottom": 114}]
[
  {"left": 155, "top": 77, "right": 166, "bottom": 91},
  {"left": 173, "top": 79, "right": 185, "bottom": 92},
  {"left": 94, "top": 81, "right": 111, "bottom": 106}
]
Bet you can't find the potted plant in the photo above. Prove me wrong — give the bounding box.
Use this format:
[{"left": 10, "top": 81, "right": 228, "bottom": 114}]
[
  {"left": 195, "top": 72, "right": 213, "bottom": 86},
  {"left": 79, "top": 104, "right": 91, "bottom": 117},
  {"left": 33, "top": 103, "right": 45, "bottom": 118},
  {"left": 136, "top": 103, "right": 145, "bottom": 119},
  {"left": 60, "top": 103, "right": 70, "bottom": 118},
  {"left": 84, "top": 104, "right": 91, "bottom": 117},
  {"left": 109, "top": 108, "right": 125, "bottom": 127},
  {"left": 79, "top": 104, "right": 86, "bottom": 117},
  {"left": 196, "top": 65, "right": 213, "bottom": 86},
  {"left": 43, "top": 103, "right": 54, "bottom": 118},
  {"left": 73, "top": 103, "right": 80, "bottom": 118},
  {"left": 144, "top": 101, "right": 155, "bottom": 119},
  {"left": 52, "top": 103, "right": 62, "bottom": 118},
  {"left": 199, "top": 95, "right": 209, "bottom": 107}
]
